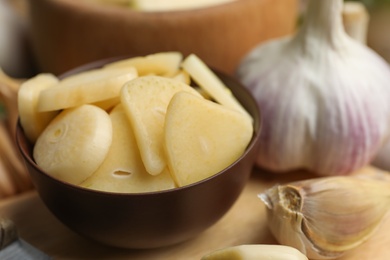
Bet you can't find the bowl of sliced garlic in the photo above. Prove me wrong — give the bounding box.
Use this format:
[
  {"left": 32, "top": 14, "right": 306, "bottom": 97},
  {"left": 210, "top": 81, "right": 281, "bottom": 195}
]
[
  {"left": 28, "top": 0, "right": 297, "bottom": 76},
  {"left": 16, "top": 52, "right": 261, "bottom": 249}
]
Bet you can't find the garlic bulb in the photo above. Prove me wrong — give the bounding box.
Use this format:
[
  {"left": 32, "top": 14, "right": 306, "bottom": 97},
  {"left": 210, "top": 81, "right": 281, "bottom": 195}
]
[
  {"left": 236, "top": 0, "right": 390, "bottom": 176},
  {"left": 259, "top": 172, "right": 390, "bottom": 259}
]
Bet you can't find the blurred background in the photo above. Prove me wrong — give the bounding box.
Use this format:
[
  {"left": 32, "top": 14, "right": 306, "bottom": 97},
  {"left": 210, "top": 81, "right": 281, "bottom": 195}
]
[{"left": 1, "top": 0, "right": 389, "bottom": 79}]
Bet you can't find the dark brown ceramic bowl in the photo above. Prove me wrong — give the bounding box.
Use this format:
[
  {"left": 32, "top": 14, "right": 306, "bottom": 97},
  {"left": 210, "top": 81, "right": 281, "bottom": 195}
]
[{"left": 16, "top": 58, "right": 261, "bottom": 249}]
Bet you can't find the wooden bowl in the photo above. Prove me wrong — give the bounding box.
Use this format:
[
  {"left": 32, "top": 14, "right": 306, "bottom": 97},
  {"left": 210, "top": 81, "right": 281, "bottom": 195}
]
[
  {"left": 16, "top": 57, "right": 262, "bottom": 249},
  {"left": 28, "top": 0, "right": 297, "bottom": 75}
]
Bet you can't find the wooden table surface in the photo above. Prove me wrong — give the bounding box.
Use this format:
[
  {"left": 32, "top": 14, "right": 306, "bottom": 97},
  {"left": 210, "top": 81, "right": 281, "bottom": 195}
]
[{"left": 1, "top": 167, "right": 390, "bottom": 259}]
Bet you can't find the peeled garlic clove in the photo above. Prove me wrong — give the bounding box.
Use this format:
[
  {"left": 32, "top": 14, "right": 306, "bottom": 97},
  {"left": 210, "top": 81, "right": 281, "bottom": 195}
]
[
  {"left": 33, "top": 105, "right": 113, "bottom": 185},
  {"left": 202, "top": 244, "right": 308, "bottom": 260},
  {"left": 236, "top": 0, "right": 390, "bottom": 176},
  {"left": 259, "top": 176, "right": 390, "bottom": 259}
]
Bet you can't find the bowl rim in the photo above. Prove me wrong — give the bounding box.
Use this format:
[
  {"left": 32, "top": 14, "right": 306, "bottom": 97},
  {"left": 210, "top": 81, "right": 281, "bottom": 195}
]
[{"left": 16, "top": 56, "right": 261, "bottom": 197}]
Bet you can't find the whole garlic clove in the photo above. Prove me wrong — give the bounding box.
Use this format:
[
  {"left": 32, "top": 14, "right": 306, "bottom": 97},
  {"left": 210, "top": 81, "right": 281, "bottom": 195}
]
[
  {"left": 259, "top": 175, "right": 390, "bottom": 259},
  {"left": 236, "top": 0, "right": 390, "bottom": 176}
]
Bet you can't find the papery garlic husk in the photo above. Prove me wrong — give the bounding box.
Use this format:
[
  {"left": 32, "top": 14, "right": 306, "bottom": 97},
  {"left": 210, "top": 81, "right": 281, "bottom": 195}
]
[
  {"left": 236, "top": 0, "right": 390, "bottom": 176},
  {"left": 259, "top": 175, "right": 390, "bottom": 259}
]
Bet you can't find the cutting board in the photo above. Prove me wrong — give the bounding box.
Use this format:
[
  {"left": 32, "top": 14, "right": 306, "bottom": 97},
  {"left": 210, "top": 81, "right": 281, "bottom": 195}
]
[{"left": 1, "top": 167, "right": 390, "bottom": 259}]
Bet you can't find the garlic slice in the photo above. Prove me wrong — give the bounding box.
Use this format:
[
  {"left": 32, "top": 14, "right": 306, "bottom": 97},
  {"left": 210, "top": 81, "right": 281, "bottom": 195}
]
[{"left": 259, "top": 173, "right": 390, "bottom": 259}]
